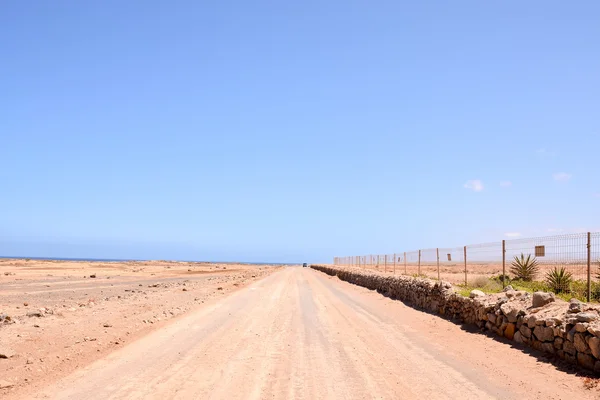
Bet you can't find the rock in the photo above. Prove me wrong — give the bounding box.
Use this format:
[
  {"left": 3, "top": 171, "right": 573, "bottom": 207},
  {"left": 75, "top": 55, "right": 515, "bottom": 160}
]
[
  {"left": 574, "top": 333, "right": 589, "bottom": 353},
  {"left": 469, "top": 290, "right": 485, "bottom": 298},
  {"left": 552, "top": 326, "right": 562, "bottom": 337},
  {"left": 563, "top": 340, "right": 576, "bottom": 355},
  {"left": 577, "top": 352, "right": 595, "bottom": 370},
  {"left": 526, "top": 314, "right": 539, "bottom": 329},
  {"left": 587, "top": 325, "right": 600, "bottom": 337},
  {"left": 0, "top": 380, "right": 14, "bottom": 389},
  {"left": 90, "top": 274, "right": 97, "bottom": 278},
  {"left": 23, "top": 302, "right": 28, "bottom": 306},
  {"left": 589, "top": 336, "right": 600, "bottom": 359},
  {"left": 487, "top": 313, "right": 496, "bottom": 325},
  {"left": 500, "top": 302, "right": 521, "bottom": 323},
  {"left": 499, "top": 321, "right": 508, "bottom": 332},
  {"left": 217, "top": 287, "right": 223, "bottom": 291},
  {"left": 533, "top": 325, "right": 554, "bottom": 342},
  {"left": 504, "top": 323, "right": 515, "bottom": 340},
  {"left": 532, "top": 292, "right": 555, "bottom": 308},
  {"left": 103, "top": 323, "right": 112, "bottom": 328},
  {"left": 513, "top": 331, "right": 524, "bottom": 344},
  {"left": 541, "top": 342, "right": 555, "bottom": 354},
  {"left": 531, "top": 340, "right": 543, "bottom": 351},
  {"left": 576, "top": 312, "right": 597, "bottom": 323},
  {"left": 575, "top": 323, "right": 589, "bottom": 333},
  {"left": 0, "top": 348, "right": 15, "bottom": 359},
  {"left": 520, "top": 325, "right": 532, "bottom": 339},
  {"left": 503, "top": 285, "right": 514, "bottom": 292},
  {"left": 565, "top": 353, "right": 577, "bottom": 364},
  {"left": 566, "top": 326, "right": 576, "bottom": 342},
  {"left": 554, "top": 338, "right": 563, "bottom": 350},
  {"left": 182, "top": 288, "right": 188, "bottom": 292},
  {"left": 26, "top": 358, "right": 34, "bottom": 364},
  {"left": 568, "top": 299, "right": 583, "bottom": 313},
  {"left": 26, "top": 311, "right": 43, "bottom": 318}
]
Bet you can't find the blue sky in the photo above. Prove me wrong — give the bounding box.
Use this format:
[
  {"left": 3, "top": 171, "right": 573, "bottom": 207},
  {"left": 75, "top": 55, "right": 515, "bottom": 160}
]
[{"left": 1, "top": 1, "right": 599, "bottom": 263}]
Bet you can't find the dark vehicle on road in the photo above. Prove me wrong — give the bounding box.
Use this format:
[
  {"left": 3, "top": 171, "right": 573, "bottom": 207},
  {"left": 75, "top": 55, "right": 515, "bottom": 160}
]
[{"left": 302, "top": 263, "right": 308, "bottom": 268}]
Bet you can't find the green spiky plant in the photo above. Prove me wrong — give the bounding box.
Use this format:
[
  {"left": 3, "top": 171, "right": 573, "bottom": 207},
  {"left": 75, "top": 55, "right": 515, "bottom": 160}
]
[
  {"left": 510, "top": 253, "right": 539, "bottom": 281},
  {"left": 545, "top": 267, "right": 573, "bottom": 294}
]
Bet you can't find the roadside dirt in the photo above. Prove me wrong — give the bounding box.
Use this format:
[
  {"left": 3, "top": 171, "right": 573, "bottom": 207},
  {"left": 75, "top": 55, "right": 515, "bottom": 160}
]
[
  {"left": 0, "top": 259, "right": 280, "bottom": 398},
  {"left": 7, "top": 267, "right": 599, "bottom": 399}
]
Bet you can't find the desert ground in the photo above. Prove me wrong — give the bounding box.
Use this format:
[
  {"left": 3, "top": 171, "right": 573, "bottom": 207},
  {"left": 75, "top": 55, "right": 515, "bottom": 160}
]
[
  {"left": 0, "top": 258, "right": 279, "bottom": 398},
  {"left": 349, "top": 262, "right": 593, "bottom": 285},
  {"left": 1, "top": 261, "right": 597, "bottom": 399}
]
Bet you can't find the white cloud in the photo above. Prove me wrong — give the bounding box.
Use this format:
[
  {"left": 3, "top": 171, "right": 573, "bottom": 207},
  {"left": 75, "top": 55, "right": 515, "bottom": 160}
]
[
  {"left": 505, "top": 232, "right": 522, "bottom": 238},
  {"left": 553, "top": 172, "right": 572, "bottom": 182},
  {"left": 500, "top": 181, "right": 512, "bottom": 187},
  {"left": 463, "top": 180, "right": 484, "bottom": 192}
]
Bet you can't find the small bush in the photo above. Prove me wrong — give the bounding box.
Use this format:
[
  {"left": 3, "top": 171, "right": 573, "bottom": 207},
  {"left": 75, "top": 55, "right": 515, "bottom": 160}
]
[
  {"left": 510, "top": 253, "right": 539, "bottom": 281},
  {"left": 471, "top": 275, "right": 490, "bottom": 288},
  {"left": 491, "top": 274, "right": 511, "bottom": 285},
  {"left": 510, "top": 279, "right": 550, "bottom": 293},
  {"left": 545, "top": 267, "right": 573, "bottom": 294},
  {"left": 590, "top": 283, "right": 600, "bottom": 302},
  {"left": 459, "top": 277, "right": 503, "bottom": 295}
]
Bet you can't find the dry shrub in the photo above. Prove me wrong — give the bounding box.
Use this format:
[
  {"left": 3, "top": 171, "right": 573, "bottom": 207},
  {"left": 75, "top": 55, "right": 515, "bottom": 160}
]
[{"left": 471, "top": 275, "right": 490, "bottom": 288}]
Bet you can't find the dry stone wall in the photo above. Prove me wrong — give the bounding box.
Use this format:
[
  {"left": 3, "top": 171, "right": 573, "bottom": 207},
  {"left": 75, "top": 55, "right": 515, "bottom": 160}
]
[{"left": 312, "top": 264, "right": 600, "bottom": 374}]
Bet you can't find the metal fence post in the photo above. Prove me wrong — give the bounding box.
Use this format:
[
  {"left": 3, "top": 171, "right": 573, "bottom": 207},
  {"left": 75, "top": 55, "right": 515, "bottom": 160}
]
[
  {"left": 587, "top": 232, "right": 592, "bottom": 302},
  {"left": 464, "top": 246, "right": 467, "bottom": 286},
  {"left": 384, "top": 255, "right": 387, "bottom": 273},
  {"left": 418, "top": 250, "right": 421, "bottom": 276},
  {"left": 404, "top": 252, "right": 407, "bottom": 275},
  {"left": 436, "top": 248, "right": 440, "bottom": 281},
  {"left": 502, "top": 240, "right": 506, "bottom": 288},
  {"left": 377, "top": 255, "right": 380, "bottom": 269},
  {"left": 393, "top": 253, "right": 396, "bottom": 275}
]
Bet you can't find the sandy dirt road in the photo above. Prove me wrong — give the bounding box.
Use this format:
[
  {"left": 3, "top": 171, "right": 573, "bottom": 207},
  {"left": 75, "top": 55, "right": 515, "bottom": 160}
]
[{"left": 27, "top": 267, "right": 596, "bottom": 400}]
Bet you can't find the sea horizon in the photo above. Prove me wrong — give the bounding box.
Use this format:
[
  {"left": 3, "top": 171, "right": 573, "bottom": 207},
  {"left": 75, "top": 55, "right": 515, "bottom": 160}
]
[{"left": 0, "top": 256, "right": 300, "bottom": 265}]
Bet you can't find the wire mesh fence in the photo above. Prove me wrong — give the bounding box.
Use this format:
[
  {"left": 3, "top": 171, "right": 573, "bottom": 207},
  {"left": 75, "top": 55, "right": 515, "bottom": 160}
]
[{"left": 333, "top": 232, "right": 600, "bottom": 302}]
